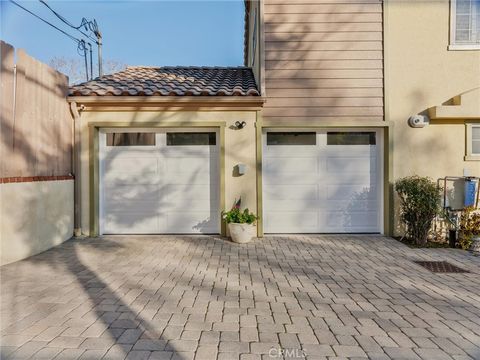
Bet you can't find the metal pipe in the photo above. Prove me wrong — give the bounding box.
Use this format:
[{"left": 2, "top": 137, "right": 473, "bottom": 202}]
[
  {"left": 97, "top": 32, "right": 103, "bottom": 77},
  {"left": 88, "top": 43, "right": 93, "bottom": 80},
  {"left": 69, "top": 102, "right": 83, "bottom": 236}
]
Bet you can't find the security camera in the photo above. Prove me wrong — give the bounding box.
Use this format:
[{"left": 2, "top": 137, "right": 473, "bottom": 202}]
[{"left": 408, "top": 115, "right": 429, "bottom": 128}]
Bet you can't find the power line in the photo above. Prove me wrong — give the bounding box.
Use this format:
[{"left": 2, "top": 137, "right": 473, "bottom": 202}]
[
  {"left": 9, "top": 0, "right": 81, "bottom": 44},
  {"left": 9, "top": 0, "right": 92, "bottom": 81},
  {"left": 38, "top": 0, "right": 99, "bottom": 44},
  {"left": 37, "top": 0, "right": 103, "bottom": 77}
]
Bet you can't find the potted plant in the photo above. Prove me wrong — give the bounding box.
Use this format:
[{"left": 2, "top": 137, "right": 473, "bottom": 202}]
[{"left": 222, "top": 199, "right": 258, "bottom": 244}]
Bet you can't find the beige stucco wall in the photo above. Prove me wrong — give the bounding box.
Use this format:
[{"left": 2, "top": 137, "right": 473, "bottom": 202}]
[
  {"left": 0, "top": 180, "right": 74, "bottom": 265},
  {"left": 386, "top": 0, "right": 480, "bottom": 233},
  {"left": 78, "top": 110, "right": 258, "bottom": 235}
]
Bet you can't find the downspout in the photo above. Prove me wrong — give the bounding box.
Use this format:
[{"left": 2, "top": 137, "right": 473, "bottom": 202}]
[{"left": 69, "top": 101, "right": 82, "bottom": 237}]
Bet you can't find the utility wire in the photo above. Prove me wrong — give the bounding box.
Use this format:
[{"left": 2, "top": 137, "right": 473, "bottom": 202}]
[
  {"left": 38, "top": 0, "right": 99, "bottom": 44},
  {"left": 9, "top": 0, "right": 92, "bottom": 81},
  {"left": 9, "top": 0, "right": 81, "bottom": 44}
]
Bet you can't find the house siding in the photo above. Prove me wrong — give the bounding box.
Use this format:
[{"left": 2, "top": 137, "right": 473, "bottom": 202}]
[{"left": 263, "top": 0, "right": 384, "bottom": 121}]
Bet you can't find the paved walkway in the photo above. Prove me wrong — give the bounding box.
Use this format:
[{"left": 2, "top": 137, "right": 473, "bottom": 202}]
[{"left": 1, "top": 235, "right": 480, "bottom": 360}]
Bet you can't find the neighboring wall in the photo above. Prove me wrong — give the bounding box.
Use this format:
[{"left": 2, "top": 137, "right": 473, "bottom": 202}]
[
  {"left": 386, "top": 1, "right": 480, "bottom": 180},
  {"left": 386, "top": 1, "right": 480, "bottom": 234},
  {"left": 0, "top": 41, "right": 74, "bottom": 265},
  {"left": 262, "top": 0, "right": 384, "bottom": 121}
]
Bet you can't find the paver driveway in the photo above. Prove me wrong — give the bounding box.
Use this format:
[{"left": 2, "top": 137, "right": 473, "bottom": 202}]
[{"left": 1, "top": 235, "right": 480, "bottom": 360}]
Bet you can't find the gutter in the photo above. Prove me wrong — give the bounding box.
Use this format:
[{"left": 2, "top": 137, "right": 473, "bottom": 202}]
[{"left": 67, "top": 96, "right": 265, "bottom": 106}]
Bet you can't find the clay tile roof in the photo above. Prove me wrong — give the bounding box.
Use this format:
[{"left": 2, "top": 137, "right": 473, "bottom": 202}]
[{"left": 69, "top": 66, "right": 260, "bottom": 97}]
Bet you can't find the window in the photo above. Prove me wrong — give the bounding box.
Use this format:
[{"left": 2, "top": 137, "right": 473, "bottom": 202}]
[
  {"left": 327, "top": 132, "right": 376, "bottom": 145},
  {"left": 450, "top": 0, "right": 480, "bottom": 49},
  {"left": 267, "top": 132, "right": 316, "bottom": 145},
  {"left": 106, "top": 133, "right": 155, "bottom": 146},
  {"left": 472, "top": 125, "right": 480, "bottom": 154},
  {"left": 466, "top": 123, "right": 480, "bottom": 160},
  {"left": 167, "top": 132, "right": 216, "bottom": 146}
]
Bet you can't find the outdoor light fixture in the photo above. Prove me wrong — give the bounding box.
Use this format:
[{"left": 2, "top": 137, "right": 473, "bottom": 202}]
[{"left": 235, "top": 121, "right": 246, "bottom": 129}]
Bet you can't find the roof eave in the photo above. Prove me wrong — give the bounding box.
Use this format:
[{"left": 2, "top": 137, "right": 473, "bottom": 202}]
[{"left": 67, "top": 95, "right": 265, "bottom": 109}]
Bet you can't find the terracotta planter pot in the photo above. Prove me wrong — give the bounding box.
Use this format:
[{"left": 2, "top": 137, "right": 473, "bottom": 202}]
[{"left": 228, "top": 223, "right": 256, "bottom": 244}]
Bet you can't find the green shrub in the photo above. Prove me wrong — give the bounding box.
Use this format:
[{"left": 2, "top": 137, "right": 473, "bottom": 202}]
[
  {"left": 459, "top": 207, "right": 480, "bottom": 250},
  {"left": 395, "top": 176, "right": 441, "bottom": 246}
]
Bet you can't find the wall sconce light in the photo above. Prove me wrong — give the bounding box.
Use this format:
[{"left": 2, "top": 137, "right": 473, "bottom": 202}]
[{"left": 235, "top": 121, "right": 246, "bottom": 129}]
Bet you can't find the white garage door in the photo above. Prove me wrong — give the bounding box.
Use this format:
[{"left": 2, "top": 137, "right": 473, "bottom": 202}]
[
  {"left": 100, "top": 130, "right": 220, "bottom": 234},
  {"left": 263, "top": 130, "right": 382, "bottom": 233}
]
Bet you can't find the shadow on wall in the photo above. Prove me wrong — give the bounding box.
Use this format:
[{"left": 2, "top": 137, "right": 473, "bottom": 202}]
[{"left": 0, "top": 41, "right": 74, "bottom": 265}]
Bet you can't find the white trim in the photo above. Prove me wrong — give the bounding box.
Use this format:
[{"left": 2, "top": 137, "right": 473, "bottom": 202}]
[
  {"left": 450, "top": 0, "right": 480, "bottom": 48},
  {"left": 448, "top": 44, "right": 480, "bottom": 50}
]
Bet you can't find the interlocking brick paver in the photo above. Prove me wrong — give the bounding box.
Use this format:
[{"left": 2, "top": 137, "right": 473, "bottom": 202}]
[{"left": 1, "top": 235, "right": 479, "bottom": 360}]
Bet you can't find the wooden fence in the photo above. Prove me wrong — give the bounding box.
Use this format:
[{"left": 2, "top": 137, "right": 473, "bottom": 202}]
[{"left": 0, "top": 40, "right": 72, "bottom": 178}]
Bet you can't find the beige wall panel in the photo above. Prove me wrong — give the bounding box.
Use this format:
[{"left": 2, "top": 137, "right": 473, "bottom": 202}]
[
  {"left": 265, "top": 69, "right": 383, "bottom": 79},
  {"left": 262, "top": 106, "right": 383, "bottom": 117},
  {"left": 266, "top": 78, "right": 383, "bottom": 88},
  {"left": 267, "top": 88, "right": 384, "bottom": 98},
  {"left": 266, "top": 59, "right": 383, "bottom": 70},
  {"left": 265, "top": 0, "right": 381, "bottom": 4},
  {"left": 265, "top": 50, "right": 382, "bottom": 60},
  {"left": 266, "top": 97, "right": 383, "bottom": 107},
  {"left": 266, "top": 22, "right": 382, "bottom": 32},
  {"left": 0, "top": 41, "right": 15, "bottom": 177},
  {"left": 265, "top": 13, "right": 382, "bottom": 23},
  {"left": 265, "top": 3, "right": 382, "bottom": 13},
  {"left": 1, "top": 44, "right": 72, "bottom": 178},
  {"left": 0, "top": 180, "right": 74, "bottom": 265},
  {"left": 265, "top": 41, "right": 382, "bottom": 51},
  {"left": 265, "top": 32, "right": 383, "bottom": 42}
]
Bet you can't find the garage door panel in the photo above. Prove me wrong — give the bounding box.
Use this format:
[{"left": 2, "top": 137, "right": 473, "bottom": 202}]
[
  {"left": 166, "top": 212, "right": 219, "bottom": 233},
  {"left": 264, "top": 185, "right": 318, "bottom": 200},
  {"left": 165, "top": 184, "right": 218, "bottom": 201},
  {"left": 264, "top": 172, "right": 318, "bottom": 185},
  {"left": 326, "top": 157, "right": 376, "bottom": 174},
  {"left": 327, "top": 199, "right": 378, "bottom": 211},
  {"left": 324, "top": 174, "right": 374, "bottom": 185},
  {"left": 101, "top": 131, "right": 220, "bottom": 234},
  {"left": 103, "top": 157, "right": 161, "bottom": 185},
  {"left": 104, "top": 212, "right": 161, "bottom": 234},
  {"left": 265, "top": 199, "right": 320, "bottom": 211},
  {"left": 263, "top": 130, "right": 381, "bottom": 233},
  {"left": 326, "top": 210, "right": 378, "bottom": 228},
  {"left": 327, "top": 184, "right": 377, "bottom": 200},
  {"left": 104, "top": 184, "right": 161, "bottom": 202},
  {"left": 264, "top": 157, "right": 317, "bottom": 173},
  {"left": 163, "top": 146, "right": 218, "bottom": 157},
  {"left": 264, "top": 147, "right": 318, "bottom": 157},
  {"left": 265, "top": 211, "right": 318, "bottom": 233}
]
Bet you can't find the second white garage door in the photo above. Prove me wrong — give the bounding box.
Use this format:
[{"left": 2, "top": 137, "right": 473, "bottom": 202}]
[
  {"left": 263, "top": 130, "right": 382, "bottom": 233},
  {"left": 100, "top": 130, "right": 220, "bottom": 234}
]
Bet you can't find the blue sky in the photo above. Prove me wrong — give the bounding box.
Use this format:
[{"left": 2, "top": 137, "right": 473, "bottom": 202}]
[{"left": 1, "top": 0, "right": 245, "bottom": 70}]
